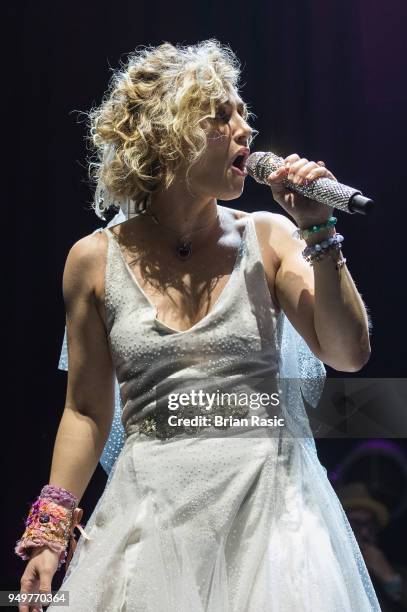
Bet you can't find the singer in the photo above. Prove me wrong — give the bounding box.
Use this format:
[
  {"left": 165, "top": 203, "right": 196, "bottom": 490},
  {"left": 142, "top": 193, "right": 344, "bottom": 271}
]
[{"left": 16, "top": 40, "right": 380, "bottom": 611}]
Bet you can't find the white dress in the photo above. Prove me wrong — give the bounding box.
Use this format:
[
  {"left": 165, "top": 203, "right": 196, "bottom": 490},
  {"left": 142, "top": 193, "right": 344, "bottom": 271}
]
[{"left": 51, "top": 210, "right": 381, "bottom": 611}]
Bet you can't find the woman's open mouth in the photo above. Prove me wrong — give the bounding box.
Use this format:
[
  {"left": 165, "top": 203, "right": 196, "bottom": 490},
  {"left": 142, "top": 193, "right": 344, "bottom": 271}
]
[{"left": 231, "top": 154, "right": 248, "bottom": 177}]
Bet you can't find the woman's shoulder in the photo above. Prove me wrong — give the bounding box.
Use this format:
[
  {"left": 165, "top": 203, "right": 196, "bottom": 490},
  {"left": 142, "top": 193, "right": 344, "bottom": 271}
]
[
  {"left": 220, "top": 206, "right": 292, "bottom": 260},
  {"left": 250, "top": 209, "right": 292, "bottom": 228},
  {"left": 232, "top": 208, "right": 290, "bottom": 242},
  {"left": 224, "top": 205, "right": 289, "bottom": 228},
  {"left": 68, "top": 228, "right": 108, "bottom": 263},
  {"left": 249, "top": 210, "right": 298, "bottom": 251},
  {"left": 63, "top": 229, "right": 109, "bottom": 294}
]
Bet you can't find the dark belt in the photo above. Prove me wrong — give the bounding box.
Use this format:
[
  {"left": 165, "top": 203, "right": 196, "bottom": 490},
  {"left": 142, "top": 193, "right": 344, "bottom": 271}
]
[{"left": 127, "top": 401, "right": 251, "bottom": 440}]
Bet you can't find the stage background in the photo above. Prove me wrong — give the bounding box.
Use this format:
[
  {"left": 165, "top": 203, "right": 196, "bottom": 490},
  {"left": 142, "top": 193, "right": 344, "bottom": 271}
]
[{"left": 3, "top": 0, "right": 407, "bottom": 595}]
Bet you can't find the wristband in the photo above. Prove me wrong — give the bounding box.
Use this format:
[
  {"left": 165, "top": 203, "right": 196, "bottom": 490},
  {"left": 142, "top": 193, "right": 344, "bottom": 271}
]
[
  {"left": 293, "top": 216, "right": 337, "bottom": 240},
  {"left": 15, "top": 484, "right": 90, "bottom": 571},
  {"left": 302, "top": 233, "right": 344, "bottom": 261}
]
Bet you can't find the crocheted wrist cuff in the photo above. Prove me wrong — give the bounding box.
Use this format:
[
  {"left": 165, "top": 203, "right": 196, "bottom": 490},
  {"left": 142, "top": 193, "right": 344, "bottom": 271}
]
[
  {"left": 15, "top": 485, "right": 80, "bottom": 570},
  {"left": 40, "top": 484, "right": 79, "bottom": 509}
]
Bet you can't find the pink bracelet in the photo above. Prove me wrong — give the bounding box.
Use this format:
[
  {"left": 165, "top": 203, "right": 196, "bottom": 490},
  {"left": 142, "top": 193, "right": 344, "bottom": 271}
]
[
  {"left": 15, "top": 484, "right": 84, "bottom": 571},
  {"left": 40, "top": 484, "right": 79, "bottom": 509}
]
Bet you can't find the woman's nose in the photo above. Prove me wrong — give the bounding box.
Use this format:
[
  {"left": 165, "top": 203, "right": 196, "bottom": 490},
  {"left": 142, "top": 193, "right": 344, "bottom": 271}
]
[{"left": 236, "top": 118, "right": 253, "bottom": 143}]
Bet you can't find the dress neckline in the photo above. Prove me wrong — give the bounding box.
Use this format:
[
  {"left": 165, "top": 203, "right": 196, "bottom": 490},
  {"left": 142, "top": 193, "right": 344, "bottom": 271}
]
[{"left": 106, "top": 214, "right": 252, "bottom": 335}]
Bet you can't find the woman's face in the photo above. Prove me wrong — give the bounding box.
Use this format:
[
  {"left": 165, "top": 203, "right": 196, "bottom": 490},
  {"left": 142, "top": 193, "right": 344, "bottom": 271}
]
[{"left": 186, "top": 91, "right": 254, "bottom": 201}]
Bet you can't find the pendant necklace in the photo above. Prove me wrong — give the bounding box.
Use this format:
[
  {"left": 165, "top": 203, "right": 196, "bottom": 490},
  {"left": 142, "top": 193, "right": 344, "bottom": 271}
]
[{"left": 136, "top": 195, "right": 222, "bottom": 261}]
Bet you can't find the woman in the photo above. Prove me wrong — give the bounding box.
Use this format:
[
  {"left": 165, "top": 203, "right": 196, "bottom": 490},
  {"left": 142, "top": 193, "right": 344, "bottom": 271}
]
[{"left": 16, "top": 40, "right": 380, "bottom": 611}]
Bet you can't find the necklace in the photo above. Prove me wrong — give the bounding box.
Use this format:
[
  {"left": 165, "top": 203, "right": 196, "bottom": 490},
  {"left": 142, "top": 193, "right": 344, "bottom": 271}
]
[{"left": 136, "top": 195, "right": 222, "bottom": 261}]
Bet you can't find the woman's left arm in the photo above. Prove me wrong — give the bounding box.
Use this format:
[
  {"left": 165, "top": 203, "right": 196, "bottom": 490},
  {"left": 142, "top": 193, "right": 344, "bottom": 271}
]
[
  {"left": 272, "top": 213, "right": 371, "bottom": 371},
  {"left": 265, "top": 153, "right": 372, "bottom": 372}
]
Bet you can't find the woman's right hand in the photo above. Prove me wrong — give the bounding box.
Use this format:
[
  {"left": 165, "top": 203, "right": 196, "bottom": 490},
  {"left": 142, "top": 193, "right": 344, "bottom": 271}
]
[{"left": 19, "top": 546, "right": 60, "bottom": 612}]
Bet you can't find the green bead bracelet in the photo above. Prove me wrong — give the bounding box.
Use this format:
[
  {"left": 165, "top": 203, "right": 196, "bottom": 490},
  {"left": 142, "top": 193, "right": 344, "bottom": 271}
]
[{"left": 293, "top": 216, "right": 337, "bottom": 240}]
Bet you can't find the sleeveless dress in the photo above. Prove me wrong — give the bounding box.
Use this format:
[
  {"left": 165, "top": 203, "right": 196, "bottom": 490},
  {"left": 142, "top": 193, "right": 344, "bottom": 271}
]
[{"left": 50, "top": 212, "right": 381, "bottom": 611}]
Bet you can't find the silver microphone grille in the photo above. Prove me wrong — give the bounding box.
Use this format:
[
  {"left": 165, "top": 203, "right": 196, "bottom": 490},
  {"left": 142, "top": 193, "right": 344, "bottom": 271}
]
[{"left": 246, "top": 152, "right": 285, "bottom": 185}]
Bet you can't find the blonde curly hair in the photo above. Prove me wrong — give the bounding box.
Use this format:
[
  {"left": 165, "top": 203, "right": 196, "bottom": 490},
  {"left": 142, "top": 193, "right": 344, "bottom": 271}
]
[{"left": 86, "top": 39, "right": 256, "bottom": 218}]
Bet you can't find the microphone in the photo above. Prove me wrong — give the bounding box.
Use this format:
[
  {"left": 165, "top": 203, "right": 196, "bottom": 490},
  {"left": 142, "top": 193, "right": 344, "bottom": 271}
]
[{"left": 246, "top": 151, "right": 374, "bottom": 215}]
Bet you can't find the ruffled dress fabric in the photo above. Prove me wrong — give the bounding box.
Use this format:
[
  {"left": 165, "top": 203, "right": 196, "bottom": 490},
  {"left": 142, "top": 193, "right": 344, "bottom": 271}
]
[{"left": 51, "top": 210, "right": 381, "bottom": 611}]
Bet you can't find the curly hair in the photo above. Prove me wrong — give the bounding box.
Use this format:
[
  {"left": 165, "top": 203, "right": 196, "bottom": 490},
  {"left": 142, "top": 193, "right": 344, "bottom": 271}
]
[{"left": 86, "top": 39, "right": 255, "bottom": 218}]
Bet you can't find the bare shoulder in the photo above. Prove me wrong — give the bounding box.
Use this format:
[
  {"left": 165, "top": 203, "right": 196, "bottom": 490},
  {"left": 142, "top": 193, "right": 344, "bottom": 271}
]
[
  {"left": 63, "top": 230, "right": 108, "bottom": 305},
  {"left": 251, "top": 210, "right": 298, "bottom": 249},
  {"left": 222, "top": 206, "right": 298, "bottom": 259},
  {"left": 246, "top": 210, "right": 295, "bottom": 265}
]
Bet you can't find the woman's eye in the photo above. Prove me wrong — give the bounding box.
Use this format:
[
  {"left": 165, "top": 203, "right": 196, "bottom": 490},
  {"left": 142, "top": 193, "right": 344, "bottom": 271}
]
[{"left": 216, "top": 109, "right": 230, "bottom": 122}]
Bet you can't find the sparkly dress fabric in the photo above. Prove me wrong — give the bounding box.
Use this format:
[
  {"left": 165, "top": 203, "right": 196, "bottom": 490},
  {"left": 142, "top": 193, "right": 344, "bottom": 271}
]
[{"left": 51, "top": 211, "right": 381, "bottom": 611}]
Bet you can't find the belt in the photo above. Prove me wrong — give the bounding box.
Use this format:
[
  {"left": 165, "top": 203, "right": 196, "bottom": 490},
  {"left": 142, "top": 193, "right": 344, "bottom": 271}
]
[{"left": 126, "top": 400, "right": 251, "bottom": 440}]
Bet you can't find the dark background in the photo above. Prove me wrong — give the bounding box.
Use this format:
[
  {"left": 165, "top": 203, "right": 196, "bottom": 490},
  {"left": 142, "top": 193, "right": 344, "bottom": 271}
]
[{"left": 4, "top": 0, "right": 407, "bottom": 595}]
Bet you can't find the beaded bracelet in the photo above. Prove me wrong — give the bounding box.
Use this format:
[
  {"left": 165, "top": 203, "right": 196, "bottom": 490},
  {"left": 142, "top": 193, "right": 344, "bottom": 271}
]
[
  {"left": 15, "top": 484, "right": 90, "bottom": 571},
  {"left": 302, "top": 233, "right": 344, "bottom": 261},
  {"left": 307, "top": 243, "right": 347, "bottom": 270},
  {"left": 293, "top": 216, "right": 337, "bottom": 240},
  {"left": 305, "top": 241, "right": 342, "bottom": 263}
]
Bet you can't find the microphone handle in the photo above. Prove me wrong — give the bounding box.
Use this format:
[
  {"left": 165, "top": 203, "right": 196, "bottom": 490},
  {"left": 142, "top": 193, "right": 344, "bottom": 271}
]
[{"left": 249, "top": 152, "right": 374, "bottom": 215}]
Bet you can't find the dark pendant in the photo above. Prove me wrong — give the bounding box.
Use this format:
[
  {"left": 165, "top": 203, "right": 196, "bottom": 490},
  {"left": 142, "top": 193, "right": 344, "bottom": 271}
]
[{"left": 177, "top": 241, "right": 192, "bottom": 260}]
